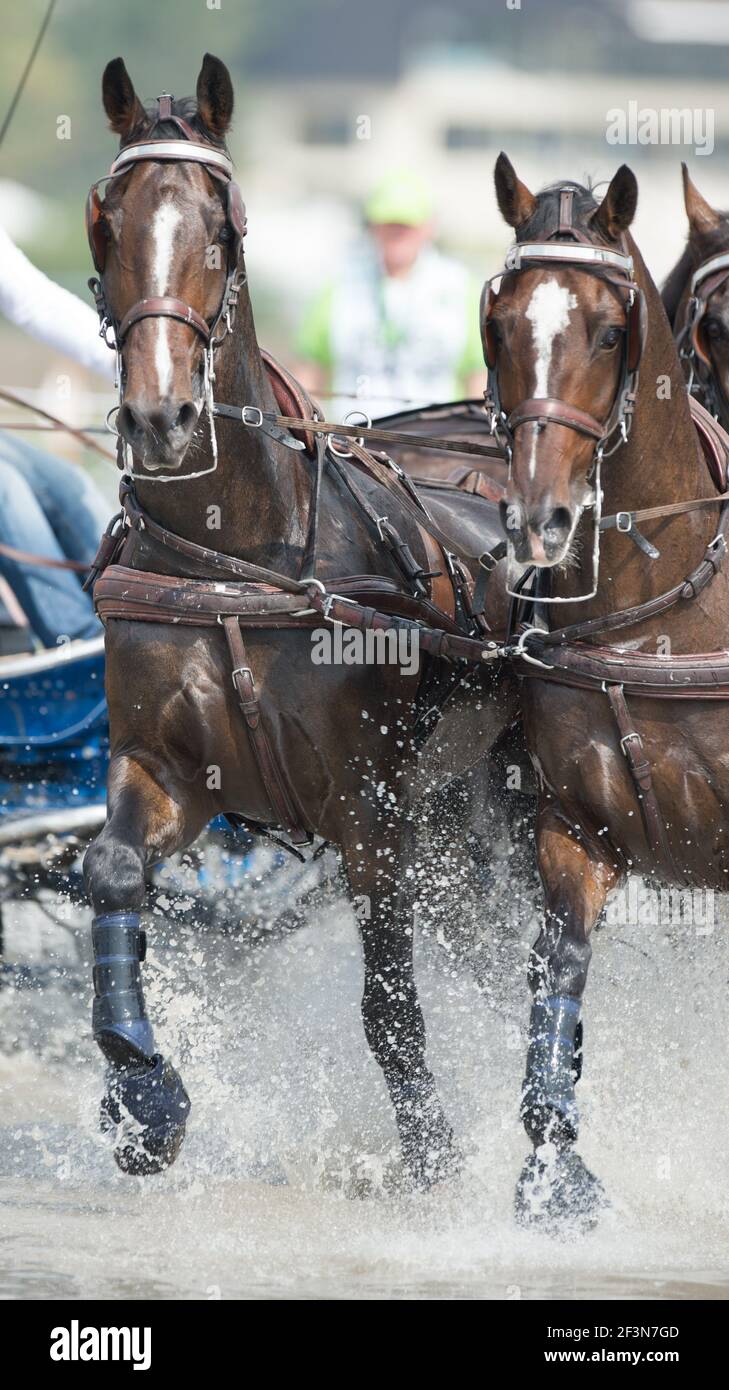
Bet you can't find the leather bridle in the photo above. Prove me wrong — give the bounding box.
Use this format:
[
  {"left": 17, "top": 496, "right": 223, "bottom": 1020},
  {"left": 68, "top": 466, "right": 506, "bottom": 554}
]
[
  {"left": 86, "top": 94, "right": 248, "bottom": 480},
  {"left": 482, "top": 186, "right": 647, "bottom": 601},
  {"left": 676, "top": 249, "right": 729, "bottom": 418},
  {"left": 483, "top": 189, "right": 645, "bottom": 460}
]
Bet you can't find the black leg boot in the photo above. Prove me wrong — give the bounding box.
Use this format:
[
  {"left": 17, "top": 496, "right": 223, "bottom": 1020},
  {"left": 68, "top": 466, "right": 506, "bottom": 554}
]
[{"left": 92, "top": 912, "right": 190, "bottom": 1175}]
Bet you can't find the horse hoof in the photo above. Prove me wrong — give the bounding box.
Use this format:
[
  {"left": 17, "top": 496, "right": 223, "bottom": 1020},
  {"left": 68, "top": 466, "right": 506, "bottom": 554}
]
[
  {"left": 515, "top": 1146, "right": 607, "bottom": 1236},
  {"left": 398, "top": 1100, "right": 464, "bottom": 1190},
  {"left": 100, "top": 1054, "right": 191, "bottom": 1176}
]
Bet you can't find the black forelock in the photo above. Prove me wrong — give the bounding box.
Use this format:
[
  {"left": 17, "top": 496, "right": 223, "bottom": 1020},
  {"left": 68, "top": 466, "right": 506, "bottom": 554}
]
[
  {"left": 514, "top": 179, "right": 599, "bottom": 243},
  {"left": 119, "top": 95, "right": 228, "bottom": 151}
]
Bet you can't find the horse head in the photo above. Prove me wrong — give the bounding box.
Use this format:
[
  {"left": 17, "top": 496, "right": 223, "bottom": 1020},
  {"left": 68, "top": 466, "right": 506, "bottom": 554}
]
[
  {"left": 90, "top": 54, "right": 244, "bottom": 473},
  {"left": 664, "top": 166, "right": 729, "bottom": 425},
  {"left": 485, "top": 155, "right": 640, "bottom": 570}
]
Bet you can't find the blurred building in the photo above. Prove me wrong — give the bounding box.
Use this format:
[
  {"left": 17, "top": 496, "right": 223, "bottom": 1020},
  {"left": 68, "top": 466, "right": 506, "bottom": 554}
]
[{"left": 3, "top": 0, "right": 729, "bottom": 404}]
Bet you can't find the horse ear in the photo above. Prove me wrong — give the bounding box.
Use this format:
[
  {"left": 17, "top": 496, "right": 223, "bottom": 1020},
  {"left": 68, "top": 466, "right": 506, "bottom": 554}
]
[
  {"left": 591, "top": 165, "right": 638, "bottom": 240},
  {"left": 682, "top": 163, "right": 720, "bottom": 236},
  {"left": 102, "top": 58, "right": 145, "bottom": 137},
  {"left": 196, "top": 53, "right": 234, "bottom": 137},
  {"left": 494, "top": 152, "right": 537, "bottom": 229}
]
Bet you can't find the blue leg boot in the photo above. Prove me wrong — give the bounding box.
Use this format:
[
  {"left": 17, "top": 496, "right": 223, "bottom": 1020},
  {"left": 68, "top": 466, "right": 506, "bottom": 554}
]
[
  {"left": 92, "top": 912, "right": 190, "bottom": 1175},
  {"left": 515, "top": 995, "right": 607, "bottom": 1233}
]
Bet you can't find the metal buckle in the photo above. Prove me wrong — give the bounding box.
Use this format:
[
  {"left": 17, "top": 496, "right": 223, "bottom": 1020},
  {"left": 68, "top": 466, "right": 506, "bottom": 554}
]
[
  {"left": 231, "top": 665, "right": 252, "bottom": 687},
  {"left": 620, "top": 731, "right": 642, "bottom": 753},
  {"left": 342, "top": 409, "right": 371, "bottom": 449},
  {"left": 242, "top": 406, "right": 263, "bottom": 428},
  {"left": 616, "top": 511, "right": 633, "bottom": 533},
  {"left": 511, "top": 625, "right": 554, "bottom": 671},
  {"left": 478, "top": 550, "right": 498, "bottom": 572},
  {"left": 707, "top": 533, "right": 727, "bottom": 570},
  {"left": 320, "top": 591, "right": 355, "bottom": 621},
  {"left": 328, "top": 433, "right": 354, "bottom": 459}
]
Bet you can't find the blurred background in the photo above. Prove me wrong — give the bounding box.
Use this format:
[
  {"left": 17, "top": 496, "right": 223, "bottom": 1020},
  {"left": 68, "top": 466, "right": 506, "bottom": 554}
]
[{"left": 2, "top": 0, "right": 729, "bottom": 472}]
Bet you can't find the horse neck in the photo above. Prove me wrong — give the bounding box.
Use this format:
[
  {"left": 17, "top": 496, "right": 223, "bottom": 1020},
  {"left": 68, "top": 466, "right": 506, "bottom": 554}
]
[
  {"left": 661, "top": 242, "right": 694, "bottom": 330},
  {"left": 135, "top": 276, "right": 311, "bottom": 572},
  {"left": 548, "top": 243, "right": 717, "bottom": 635}
]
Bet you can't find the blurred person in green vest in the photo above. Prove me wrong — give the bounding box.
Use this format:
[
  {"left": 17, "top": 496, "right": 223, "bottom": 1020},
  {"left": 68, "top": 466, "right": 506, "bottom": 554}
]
[{"left": 295, "top": 170, "right": 485, "bottom": 419}]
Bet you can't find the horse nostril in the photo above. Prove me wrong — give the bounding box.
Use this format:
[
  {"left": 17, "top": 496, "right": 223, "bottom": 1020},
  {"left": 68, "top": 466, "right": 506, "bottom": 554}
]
[
  {"left": 543, "top": 506, "right": 572, "bottom": 539},
  {"left": 174, "top": 401, "right": 197, "bottom": 435},
  {"left": 117, "top": 403, "right": 145, "bottom": 445}
]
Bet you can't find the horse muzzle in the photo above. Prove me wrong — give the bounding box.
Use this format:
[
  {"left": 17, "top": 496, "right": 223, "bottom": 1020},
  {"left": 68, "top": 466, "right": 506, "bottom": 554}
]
[
  {"left": 117, "top": 397, "right": 199, "bottom": 470},
  {"left": 500, "top": 495, "right": 575, "bottom": 566}
]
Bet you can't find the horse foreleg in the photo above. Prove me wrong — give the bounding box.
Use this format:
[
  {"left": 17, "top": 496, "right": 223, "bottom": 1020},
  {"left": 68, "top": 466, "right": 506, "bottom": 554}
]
[
  {"left": 516, "top": 803, "right": 620, "bottom": 1232},
  {"left": 341, "top": 813, "right": 462, "bottom": 1190},
  {"left": 83, "top": 754, "right": 206, "bottom": 1176}
]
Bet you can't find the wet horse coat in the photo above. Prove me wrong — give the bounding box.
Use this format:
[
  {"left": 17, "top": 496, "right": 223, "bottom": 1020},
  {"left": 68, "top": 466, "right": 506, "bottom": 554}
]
[
  {"left": 487, "top": 156, "right": 729, "bottom": 1228},
  {"left": 82, "top": 56, "right": 517, "bottom": 1182}
]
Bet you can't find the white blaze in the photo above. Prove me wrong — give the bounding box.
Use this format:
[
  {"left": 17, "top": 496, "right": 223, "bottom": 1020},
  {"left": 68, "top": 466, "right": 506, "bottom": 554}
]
[
  {"left": 525, "top": 278, "right": 578, "bottom": 478},
  {"left": 151, "top": 203, "right": 182, "bottom": 397}
]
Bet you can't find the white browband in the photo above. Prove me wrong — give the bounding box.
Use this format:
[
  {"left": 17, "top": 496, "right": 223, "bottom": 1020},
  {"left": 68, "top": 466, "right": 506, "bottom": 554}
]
[
  {"left": 690, "top": 250, "right": 729, "bottom": 296},
  {"left": 504, "top": 242, "right": 634, "bottom": 276},
  {"left": 110, "top": 140, "right": 233, "bottom": 179}
]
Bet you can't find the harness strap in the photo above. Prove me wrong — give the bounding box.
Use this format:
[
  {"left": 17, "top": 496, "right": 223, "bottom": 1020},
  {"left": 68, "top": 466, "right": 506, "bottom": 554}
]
[
  {"left": 118, "top": 485, "right": 305, "bottom": 591},
  {"left": 536, "top": 506, "right": 729, "bottom": 647},
  {"left": 600, "top": 491, "right": 729, "bottom": 529},
  {"left": 605, "top": 683, "right": 680, "bottom": 880},
  {"left": 118, "top": 296, "right": 211, "bottom": 344},
  {"left": 216, "top": 404, "right": 505, "bottom": 463},
  {"left": 94, "top": 562, "right": 481, "bottom": 637},
  {"left": 93, "top": 564, "right": 503, "bottom": 660},
  {"left": 302, "top": 587, "right": 501, "bottom": 664},
  {"left": 507, "top": 397, "right": 606, "bottom": 441},
  {"left": 220, "top": 615, "right": 311, "bottom": 844},
  {"left": 341, "top": 437, "right": 503, "bottom": 574}
]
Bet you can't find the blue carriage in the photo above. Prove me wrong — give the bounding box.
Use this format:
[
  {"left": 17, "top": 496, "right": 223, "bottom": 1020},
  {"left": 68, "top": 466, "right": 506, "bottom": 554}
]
[
  {"left": 0, "top": 634, "right": 107, "bottom": 849},
  {"left": 0, "top": 622, "right": 322, "bottom": 981}
]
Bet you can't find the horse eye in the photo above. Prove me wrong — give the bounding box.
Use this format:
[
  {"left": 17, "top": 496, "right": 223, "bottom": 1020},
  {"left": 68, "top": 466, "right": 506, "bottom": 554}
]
[
  {"left": 600, "top": 326, "right": 622, "bottom": 350},
  {"left": 704, "top": 317, "right": 723, "bottom": 340},
  {"left": 218, "top": 225, "right": 232, "bottom": 245}
]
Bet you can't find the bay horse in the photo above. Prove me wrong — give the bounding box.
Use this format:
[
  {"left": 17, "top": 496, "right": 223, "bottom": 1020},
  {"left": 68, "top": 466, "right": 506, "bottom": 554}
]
[
  {"left": 663, "top": 164, "right": 729, "bottom": 430},
  {"left": 485, "top": 154, "right": 729, "bottom": 1230},
  {"left": 82, "top": 55, "right": 518, "bottom": 1184}
]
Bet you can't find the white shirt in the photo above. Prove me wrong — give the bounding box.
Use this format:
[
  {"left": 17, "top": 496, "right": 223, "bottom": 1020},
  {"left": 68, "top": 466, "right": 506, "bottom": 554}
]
[
  {"left": 0, "top": 222, "right": 115, "bottom": 381},
  {"left": 328, "top": 240, "right": 478, "bottom": 419}
]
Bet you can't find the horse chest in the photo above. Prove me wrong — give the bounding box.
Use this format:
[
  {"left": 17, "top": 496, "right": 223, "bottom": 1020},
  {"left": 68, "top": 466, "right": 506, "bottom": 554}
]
[{"left": 524, "top": 682, "right": 729, "bottom": 881}]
